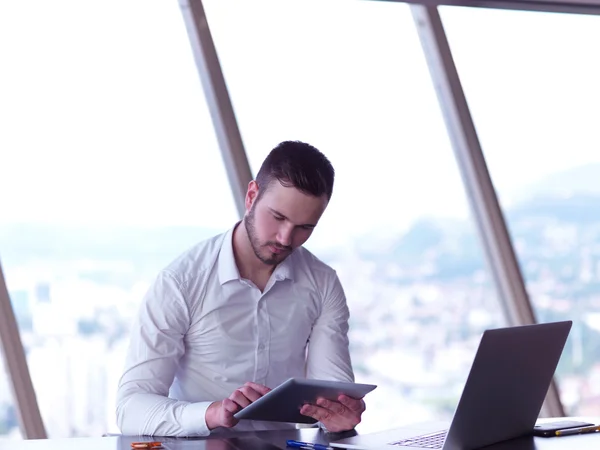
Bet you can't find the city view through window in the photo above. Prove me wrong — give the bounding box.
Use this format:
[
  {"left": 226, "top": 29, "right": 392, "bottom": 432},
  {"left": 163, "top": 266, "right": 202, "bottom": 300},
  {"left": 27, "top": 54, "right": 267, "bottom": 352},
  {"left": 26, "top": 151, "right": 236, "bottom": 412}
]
[
  {"left": 441, "top": 5, "right": 600, "bottom": 416},
  {"left": 1, "top": 0, "right": 599, "bottom": 438}
]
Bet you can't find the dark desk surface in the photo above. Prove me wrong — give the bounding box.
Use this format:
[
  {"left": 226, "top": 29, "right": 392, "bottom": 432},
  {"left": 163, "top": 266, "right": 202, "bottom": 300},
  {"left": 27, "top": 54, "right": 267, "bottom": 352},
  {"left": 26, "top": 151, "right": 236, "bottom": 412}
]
[{"left": 1, "top": 419, "right": 599, "bottom": 450}]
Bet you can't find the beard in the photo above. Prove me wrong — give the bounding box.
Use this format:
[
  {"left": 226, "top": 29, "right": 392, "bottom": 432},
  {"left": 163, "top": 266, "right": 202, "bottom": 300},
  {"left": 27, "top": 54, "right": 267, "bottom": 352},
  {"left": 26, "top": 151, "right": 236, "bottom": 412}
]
[{"left": 244, "top": 206, "right": 292, "bottom": 266}]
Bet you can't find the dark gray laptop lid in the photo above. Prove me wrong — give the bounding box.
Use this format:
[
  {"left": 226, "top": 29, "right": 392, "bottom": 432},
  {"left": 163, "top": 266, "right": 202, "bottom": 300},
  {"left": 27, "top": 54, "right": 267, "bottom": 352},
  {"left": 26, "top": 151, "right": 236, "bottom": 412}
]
[{"left": 444, "top": 320, "right": 572, "bottom": 450}]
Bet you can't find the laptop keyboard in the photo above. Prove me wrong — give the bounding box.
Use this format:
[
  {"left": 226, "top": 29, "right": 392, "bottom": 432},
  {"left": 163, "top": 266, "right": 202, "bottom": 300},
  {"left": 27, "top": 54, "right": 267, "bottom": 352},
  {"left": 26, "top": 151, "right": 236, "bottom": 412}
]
[{"left": 390, "top": 430, "right": 447, "bottom": 448}]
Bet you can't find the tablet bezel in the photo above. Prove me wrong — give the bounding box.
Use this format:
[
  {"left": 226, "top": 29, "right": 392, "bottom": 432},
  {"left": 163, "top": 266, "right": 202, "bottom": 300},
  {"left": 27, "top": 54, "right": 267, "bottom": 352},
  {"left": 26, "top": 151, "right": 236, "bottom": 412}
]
[{"left": 233, "top": 378, "right": 377, "bottom": 424}]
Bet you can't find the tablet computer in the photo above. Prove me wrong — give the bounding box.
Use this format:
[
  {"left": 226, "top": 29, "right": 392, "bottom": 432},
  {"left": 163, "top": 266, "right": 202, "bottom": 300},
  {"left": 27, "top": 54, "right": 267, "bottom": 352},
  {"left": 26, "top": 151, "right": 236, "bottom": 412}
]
[{"left": 233, "top": 378, "right": 377, "bottom": 424}]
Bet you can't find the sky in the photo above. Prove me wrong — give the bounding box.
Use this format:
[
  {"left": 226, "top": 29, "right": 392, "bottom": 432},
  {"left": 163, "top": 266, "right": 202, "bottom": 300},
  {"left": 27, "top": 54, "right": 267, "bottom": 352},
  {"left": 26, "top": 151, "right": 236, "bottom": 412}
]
[{"left": 1, "top": 0, "right": 600, "bottom": 246}]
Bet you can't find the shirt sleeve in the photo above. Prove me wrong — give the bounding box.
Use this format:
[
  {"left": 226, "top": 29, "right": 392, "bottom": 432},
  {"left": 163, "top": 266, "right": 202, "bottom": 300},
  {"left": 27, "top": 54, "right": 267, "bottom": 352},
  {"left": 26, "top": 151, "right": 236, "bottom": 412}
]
[
  {"left": 305, "top": 272, "right": 355, "bottom": 383},
  {"left": 116, "top": 270, "right": 212, "bottom": 437}
]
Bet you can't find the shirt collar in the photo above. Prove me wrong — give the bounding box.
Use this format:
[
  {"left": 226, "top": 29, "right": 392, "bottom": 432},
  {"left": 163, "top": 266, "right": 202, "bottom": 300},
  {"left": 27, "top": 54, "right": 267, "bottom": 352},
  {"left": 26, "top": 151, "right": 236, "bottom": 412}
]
[
  {"left": 273, "top": 254, "right": 295, "bottom": 282},
  {"left": 218, "top": 223, "right": 296, "bottom": 285},
  {"left": 218, "top": 225, "right": 241, "bottom": 285}
]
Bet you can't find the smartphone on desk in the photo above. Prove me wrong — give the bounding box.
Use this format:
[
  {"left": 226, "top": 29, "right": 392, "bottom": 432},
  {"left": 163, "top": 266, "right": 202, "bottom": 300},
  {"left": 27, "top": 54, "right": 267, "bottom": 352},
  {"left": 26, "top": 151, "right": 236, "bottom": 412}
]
[{"left": 533, "top": 420, "right": 596, "bottom": 437}]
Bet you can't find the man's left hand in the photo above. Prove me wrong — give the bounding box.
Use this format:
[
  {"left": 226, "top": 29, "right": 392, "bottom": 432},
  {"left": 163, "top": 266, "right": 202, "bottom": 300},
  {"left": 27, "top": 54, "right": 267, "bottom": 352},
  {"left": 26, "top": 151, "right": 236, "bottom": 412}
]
[{"left": 300, "top": 395, "right": 365, "bottom": 432}]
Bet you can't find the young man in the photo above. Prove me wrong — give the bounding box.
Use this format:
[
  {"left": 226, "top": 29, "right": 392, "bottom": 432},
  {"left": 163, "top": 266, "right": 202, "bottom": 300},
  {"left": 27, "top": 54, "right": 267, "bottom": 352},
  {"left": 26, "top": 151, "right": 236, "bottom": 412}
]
[{"left": 116, "top": 141, "right": 365, "bottom": 437}]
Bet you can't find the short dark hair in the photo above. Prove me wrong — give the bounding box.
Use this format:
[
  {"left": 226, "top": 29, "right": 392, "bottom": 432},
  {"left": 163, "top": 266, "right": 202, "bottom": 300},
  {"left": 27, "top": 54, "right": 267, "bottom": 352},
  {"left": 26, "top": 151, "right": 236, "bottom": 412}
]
[{"left": 255, "top": 141, "right": 335, "bottom": 200}]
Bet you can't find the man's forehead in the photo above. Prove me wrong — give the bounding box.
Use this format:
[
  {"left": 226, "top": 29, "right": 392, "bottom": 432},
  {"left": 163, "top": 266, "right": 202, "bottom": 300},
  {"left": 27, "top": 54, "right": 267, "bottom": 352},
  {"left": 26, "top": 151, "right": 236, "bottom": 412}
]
[{"left": 261, "top": 181, "right": 313, "bottom": 201}]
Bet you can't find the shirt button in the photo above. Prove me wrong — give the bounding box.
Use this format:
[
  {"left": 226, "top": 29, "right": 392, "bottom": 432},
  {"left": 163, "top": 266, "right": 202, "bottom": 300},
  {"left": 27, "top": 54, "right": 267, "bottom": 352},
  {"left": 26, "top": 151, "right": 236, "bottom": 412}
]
[{"left": 258, "top": 343, "right": 266, "bottom": 350}]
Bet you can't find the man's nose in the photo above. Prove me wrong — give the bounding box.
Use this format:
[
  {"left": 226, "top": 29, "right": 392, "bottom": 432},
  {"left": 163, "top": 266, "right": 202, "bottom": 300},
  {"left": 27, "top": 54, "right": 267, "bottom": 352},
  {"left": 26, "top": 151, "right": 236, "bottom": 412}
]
[{"left": 276, "top": 223, "right": 294, "bottom": 247}]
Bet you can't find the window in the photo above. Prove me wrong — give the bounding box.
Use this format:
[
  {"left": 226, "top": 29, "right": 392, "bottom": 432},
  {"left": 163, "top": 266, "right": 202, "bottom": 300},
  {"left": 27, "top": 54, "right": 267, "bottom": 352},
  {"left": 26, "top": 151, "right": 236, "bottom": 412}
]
[
  {"left": 441, "top": 6, "right": 600, "bottom": 415},
  {"left": 0, "top": 0, "right": 237, "bottom": 437},
  {"left": 0, "top": 356, "right": 20, "bottom": 438},
  {"left": 206, "top": 0, "right": 505, "bottom": 432}
]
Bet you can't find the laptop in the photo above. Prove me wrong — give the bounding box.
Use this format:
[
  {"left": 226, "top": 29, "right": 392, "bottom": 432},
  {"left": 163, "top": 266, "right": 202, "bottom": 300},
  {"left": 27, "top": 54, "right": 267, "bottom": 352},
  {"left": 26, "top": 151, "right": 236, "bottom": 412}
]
[{"left": 331, "top": 321, "right": 572, "bottom": 450}]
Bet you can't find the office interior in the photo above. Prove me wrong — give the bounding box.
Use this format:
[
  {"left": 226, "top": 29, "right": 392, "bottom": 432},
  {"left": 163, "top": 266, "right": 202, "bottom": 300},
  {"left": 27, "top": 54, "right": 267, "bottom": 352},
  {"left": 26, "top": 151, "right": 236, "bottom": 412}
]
[{"left": 1, "top": 0, "right": 599, "bottom": 440}]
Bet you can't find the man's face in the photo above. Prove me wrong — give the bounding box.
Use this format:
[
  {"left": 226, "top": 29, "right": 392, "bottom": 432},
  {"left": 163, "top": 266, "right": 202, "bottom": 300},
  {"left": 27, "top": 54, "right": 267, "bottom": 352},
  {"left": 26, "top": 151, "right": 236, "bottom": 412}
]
[{"left": 244, "top": 180, "right": 328, "bottom": 266}]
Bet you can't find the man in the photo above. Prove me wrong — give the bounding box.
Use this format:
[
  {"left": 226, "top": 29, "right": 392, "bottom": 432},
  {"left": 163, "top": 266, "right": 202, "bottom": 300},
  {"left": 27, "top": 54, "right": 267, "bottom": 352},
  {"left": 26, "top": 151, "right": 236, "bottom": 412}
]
[{"left": 116, "top": 141, "right": 365, "bottom": 437}]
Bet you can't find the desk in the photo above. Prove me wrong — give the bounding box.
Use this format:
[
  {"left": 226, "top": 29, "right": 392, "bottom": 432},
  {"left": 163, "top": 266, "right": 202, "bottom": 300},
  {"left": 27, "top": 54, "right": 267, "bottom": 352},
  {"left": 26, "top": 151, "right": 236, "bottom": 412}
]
[{"left": 0, "top": 420, "right": 598, "bottom": 450}]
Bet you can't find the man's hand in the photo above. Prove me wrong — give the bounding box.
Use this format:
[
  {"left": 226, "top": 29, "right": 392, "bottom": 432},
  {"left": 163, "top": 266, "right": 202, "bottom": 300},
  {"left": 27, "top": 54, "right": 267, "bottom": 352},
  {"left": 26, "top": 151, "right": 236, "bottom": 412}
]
[
  {"left": 300, "top": 395, "right": 365, "bottom": 433},
  {"left": 205, "top": 381, "right": 271, "bottom": 430}
]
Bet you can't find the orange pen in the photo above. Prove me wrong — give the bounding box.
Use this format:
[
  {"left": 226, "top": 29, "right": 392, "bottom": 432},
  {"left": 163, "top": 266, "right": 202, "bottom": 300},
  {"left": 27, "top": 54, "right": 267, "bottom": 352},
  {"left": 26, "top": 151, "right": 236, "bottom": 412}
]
[{"left": 131, "top": 442, "right": 163, "bottom": 449}]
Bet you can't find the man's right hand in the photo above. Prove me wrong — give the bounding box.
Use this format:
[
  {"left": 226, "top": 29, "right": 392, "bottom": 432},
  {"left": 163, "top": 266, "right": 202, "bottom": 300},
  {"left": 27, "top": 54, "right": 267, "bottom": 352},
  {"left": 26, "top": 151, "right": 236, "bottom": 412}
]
[{"left": 205, "top": 381, "right": 271, "bottom": 430}]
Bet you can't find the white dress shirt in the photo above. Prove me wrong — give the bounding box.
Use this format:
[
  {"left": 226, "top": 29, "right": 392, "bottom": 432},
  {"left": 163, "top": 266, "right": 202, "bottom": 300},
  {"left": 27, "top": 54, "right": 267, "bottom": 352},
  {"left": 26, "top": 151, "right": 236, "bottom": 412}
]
[{"left": 116, "top": 224, "right": 354, "bottom": 437}]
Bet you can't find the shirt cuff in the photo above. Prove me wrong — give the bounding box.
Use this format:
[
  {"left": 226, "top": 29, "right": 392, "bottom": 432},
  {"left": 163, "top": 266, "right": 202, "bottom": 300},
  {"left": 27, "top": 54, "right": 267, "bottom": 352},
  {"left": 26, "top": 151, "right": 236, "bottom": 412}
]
[{"left": 180, "top": 401, "right": 213, "bottom": 436}]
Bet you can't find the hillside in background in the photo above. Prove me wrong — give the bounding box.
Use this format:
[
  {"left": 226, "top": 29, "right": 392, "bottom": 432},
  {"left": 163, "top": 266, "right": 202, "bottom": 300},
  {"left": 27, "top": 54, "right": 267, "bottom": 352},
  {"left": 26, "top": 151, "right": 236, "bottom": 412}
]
[{"left": 1, "top": 163, "right": 600, "bottom": 278}]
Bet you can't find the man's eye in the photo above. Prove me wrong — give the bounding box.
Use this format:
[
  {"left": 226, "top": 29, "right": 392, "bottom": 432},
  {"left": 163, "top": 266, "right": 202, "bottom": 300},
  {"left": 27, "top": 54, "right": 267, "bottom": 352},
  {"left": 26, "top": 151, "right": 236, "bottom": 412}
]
[{"left": 274, "top": 216, "right": 284, "bottom": 221}]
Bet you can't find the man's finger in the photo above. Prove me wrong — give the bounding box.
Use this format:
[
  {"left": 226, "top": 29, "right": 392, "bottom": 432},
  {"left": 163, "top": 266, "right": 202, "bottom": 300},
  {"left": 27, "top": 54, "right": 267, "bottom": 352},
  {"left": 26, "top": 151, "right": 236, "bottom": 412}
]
[
  {"left": 244, "top": 381, "right": 271, "bottom": 395},
  {"left": 316, "top": 398, "right": 346, "bottom": 416},
  {"left": 220, "top": 399, "right": 240, "bottom": 428},
  {"left": 222, "top": 398, "right": 241, "bottom": 415},
  {"left": 339, "top": 395, "right": 365, "bottom": 412},
  {"left": 238, "top": 385, "right": 263, "bottom": 402},
  {"left": 300, "top": 404, "right": 331, "bottom": 423},
  {"left": 229, "top": 390, "right": 252, "bottom": 408}
]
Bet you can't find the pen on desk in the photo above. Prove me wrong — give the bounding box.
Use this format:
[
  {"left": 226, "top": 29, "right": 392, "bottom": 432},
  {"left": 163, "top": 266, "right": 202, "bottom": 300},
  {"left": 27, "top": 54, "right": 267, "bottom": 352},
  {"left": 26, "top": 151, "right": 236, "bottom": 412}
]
[
  {"left": 286, "top": 439, "right": 332, "bottom": 450},
  {"left": 131, "top": 442, "right": 164, "bottom": 449},
  {"left": 555, "top": 424, "right": 600, "bottom": 436}
]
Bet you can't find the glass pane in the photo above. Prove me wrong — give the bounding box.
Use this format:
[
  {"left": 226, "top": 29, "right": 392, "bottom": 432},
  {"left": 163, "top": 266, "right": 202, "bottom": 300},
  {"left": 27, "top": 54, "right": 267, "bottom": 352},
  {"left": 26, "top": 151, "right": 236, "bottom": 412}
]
[
  {"left": 441, "top": 6, "right": 600, "bottom": 415},
  {"left": 0, "top": 0, "right": 237, "bottom": 437},
  {"left": 0, "top": 352, "right": 21, "bottom": 438},
  {"left": 206, "top": 0, "right": 505, "bottom": 432}
]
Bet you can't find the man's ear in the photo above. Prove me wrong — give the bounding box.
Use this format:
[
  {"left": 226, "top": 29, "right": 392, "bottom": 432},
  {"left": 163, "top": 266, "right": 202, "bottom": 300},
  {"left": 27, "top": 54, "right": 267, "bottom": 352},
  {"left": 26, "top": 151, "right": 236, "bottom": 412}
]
[{"left": 245, "top": 180, "right": 259, "bottom": 212}]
